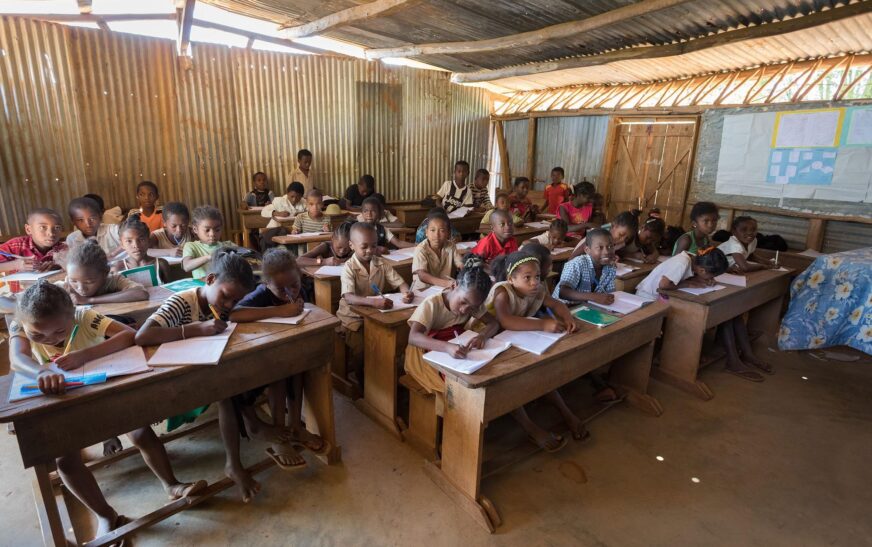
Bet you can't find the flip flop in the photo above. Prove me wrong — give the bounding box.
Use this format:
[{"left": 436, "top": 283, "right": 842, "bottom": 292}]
[
  {"left": 594, "top": 386, "right": 620, "bottom": 404},
  {"left": 746, "top": 359, "right": 775, "bottom": 375},
  {"left": 528, "top": 433, "right": 567, "bottom": 453},
  {"left": 570, "top": 425, "right": 591, "bottom": 442},
  {"left": 294, "top": 432, "right": 330, "bottom": 455},
  {"left": 265, "top": 444, "right": 307, "bottom": 471},
  {"left": 168, "top": 479, "right": 207, "bottom": 500},
  {"left": 725, "top": 368, "right": 764, "bottom": 383}
]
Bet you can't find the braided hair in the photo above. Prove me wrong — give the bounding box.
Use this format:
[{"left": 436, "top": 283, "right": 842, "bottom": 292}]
[
  {"left": 210, "top": 247, "right": 255, "bottom": 291},
  {"left": 492, "top": 249, "right": 540, "bottom": 282},
  {"left": 455, "top": 265, "right": 492, "bottom": 300}
]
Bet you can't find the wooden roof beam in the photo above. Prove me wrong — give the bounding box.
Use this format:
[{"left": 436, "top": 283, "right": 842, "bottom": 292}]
[
  {"left": 192, "top": 19, "right": 339, "bottom": 55},
  {"left": 365, "top": 0, "right": 693, "bottom": 59},
  {"left": 281, "top": 0, "right": 417, "bottom": 39},
  {"left": 77, "top": 0, "right": 92, "bottom": 14},
  {"left": 452, "top": 1, "right": 872, "bottom": 84},
  {"left": 177, "top": 0, "right": 195, "bottom": 58},
  {"left": 8, "top": 13, "right": 176, "bottom": 22}
]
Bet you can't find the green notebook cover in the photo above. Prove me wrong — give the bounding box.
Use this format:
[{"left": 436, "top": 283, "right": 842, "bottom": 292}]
[
  {"left": 162, "top": 278, "right": 205, "bottom": 293},
  {"left": 571, "top": 305, "right": 621, "bottom": 328}
]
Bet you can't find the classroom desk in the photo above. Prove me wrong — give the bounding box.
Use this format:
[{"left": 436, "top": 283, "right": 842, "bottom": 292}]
[
  {"left": 452, "top": 213, "right": 486, "bottom": 236},
  {"left": 0, "top": 307, "right": 341, "bottom": 547},
  {"left": 303, "top": 257, "right": 413, "bottom": 315},
  {"left": 478, "top": 224, "right": 547, "bottom": 245},
  {"left": 272, "top": 232, "right": 332, "bottom": 251},
  {"left": 753, "top": 248, "right": 815, "bottom": 274},
  {"left": 90, "top": 288, "right": 171, "bottom": 325},
  {"left": 615, "top": 262, "right": 656, "bottom": 293},
  {"left": 238, "top": 208, "right": 293, "bottom": 248},
  {"left": 349, "top": 305, "right": 415, "bottom": 438},
  {"left": 656, "top": 269, "right": 792, "bottom": 400},
  {"left": 423, "top": 302, "right": 668, "bottom": 532},
  {"left": 394, "top": 205, "right": 430, "bottom": 228}
]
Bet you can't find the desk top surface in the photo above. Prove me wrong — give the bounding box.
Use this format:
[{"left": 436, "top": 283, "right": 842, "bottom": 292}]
[{"left": 662, "top": 268, "right": 792, "bottom": 305}]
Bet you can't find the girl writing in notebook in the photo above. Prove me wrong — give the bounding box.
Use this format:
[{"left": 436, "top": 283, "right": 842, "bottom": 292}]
[
  {"left": 111, "top": 216, "right": 171, "bottom": 285},
  {"left": 9, "top": 282, "right": 206, "bottom": 541},
  {"left": 135, "top": 248, "right": 259, "bottom": 500},
  {"left": 60, "top": 239, "right": 148, "bottom": 305},
  {"left": 487, "top": 250, "right": 585, "bottom": 452},
  {"left": 618, "top": 214, "right": 665, "bottom": 264},
  {"left": 297, "top": 221, "right": 353, "bottom": 267}
]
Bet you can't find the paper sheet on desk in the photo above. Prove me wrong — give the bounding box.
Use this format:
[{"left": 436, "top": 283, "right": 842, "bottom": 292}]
[
  {"left": 161, "top": 255, "right": 184, "bottom": 265},
  {"left": 448, "top": 207, "right": 470, "bottom": 219},
  {"left": 381, "top": 247, "right": 417, "bottom": 262},
  {"left": 423, "top": 331, "right": 511, "bottom": 374},
  {"left": 589, "top": 291, "right": 653, "bottom": 315},
  {"left": 715, "top": 273, "right": 747, "bottom": 287},
  {"left": 314, "top": 265, "right": 345, "bottom": 276},
  {"left": 615, "top": 263, "right": 638, "bottom": 277},
  {"left": 255, "top": 306, "right": 311, "bottom": 325},
  {"left": 148, "top": 323, "right": 237, "bottom": 366},
  {"left": 494, "top": 327, "right": 566, "bottom": 355},
  {"left": 678, "top": 284, "right": 726, "bottom": 296},
  {"left": 524, "top": 221, "right": 550, "bottom": 229},
  {"left": 456, "top": 241, "right": 476, "bottom": 250},
  {"left": 0, "top": 270, "right": 57, "bottom": 282},
  {"left": 371, "top": 287, "right": 442, "bottom": 312},
  {"left": 551, "top": 247, "right": 573, "bottom": 255}
]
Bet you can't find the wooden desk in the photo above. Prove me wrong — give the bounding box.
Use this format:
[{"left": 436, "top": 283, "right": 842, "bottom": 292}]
[
  {"left": 394, "top": 205, "right": 430, "bottom": 228},
  {"left": 238, "top": 208, "right": 293, "bottom": 249},
  {"left": 615, "top": 262, "right": 655, "bottom": 293},
  {"left": 272, "top": 232, "right": 332, "bottom": 251},
  {"left": 350, "top": 305, "right": 414, "bottom": 438},
  {"left": 656, "top": 269, "right": 792, "bottom": 400},
  {"left": 0, "top": 307, "right": 341, "bottom": 546},
  {"left": 303, "top": 258, "right": 413, "bottom": 315},
  {"left": 753, "top": 249, "right": 815, "bottom": 274},
  {"left": 424, "top": 302, "right": 667, "bottom": 532},
  {"left": 479, "top": 224, "right": 547, "bottom": 245},
  {"left": 451, "top": 213, "right": 486, "bottom": 236},
  {"left": 91, "top": 289, "right": 171, "bottom": 325}
]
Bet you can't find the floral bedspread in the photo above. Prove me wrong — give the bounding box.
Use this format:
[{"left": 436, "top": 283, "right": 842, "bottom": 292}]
[{"left": 778, "top": 247, "right": 872, "bottom": 355}]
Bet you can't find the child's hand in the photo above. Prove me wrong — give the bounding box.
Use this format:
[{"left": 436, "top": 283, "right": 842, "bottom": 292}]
[
  {"left": 278, "top": 300, "right": 304, "bottom": 317},
  {"left": 376, "top": 246, "right": 389, "bottom": 256},
  {"left": 38, "top": 370, "right": 66, "bottom": 395},
  {"left": 447, "top": 343, "right": 470, "bottom": 359},
  {"left": 642, "top": 254, "right": 657, "bottom": 264},
  {"left": 560, "top": 313, "right": 578, "bottom": 333},
  {"left": 35, "top": 260, "right": 55, "bottom": 272},
  {"left": 173, "top": 246, "right": 184, "bottom": 257},
  {"left": 402, "top": 291, "right": 414, "bottom": 304},
  {"left": 54, "top": 351, "right": 87, "bottom": 371},
  {"left": 192, "top": 319, "right": 227, "bottom": 336},
  {"left": 275, "top": 211, "right": 291, "bottom": 218},
  {"left": 591, "top": 293, "right": 615, "bottom": 305},
  {"left": 542, "top": 318, "right": 565, "bottom": 333},
  {"left": 468, "top": 334, "right": 487, "bottom": 350},
  {"left": 69, "top": 292, "right": 90, "bottom": 306},
  {"left": 372, "top": 297, "right": 393, "bottom": 310}
]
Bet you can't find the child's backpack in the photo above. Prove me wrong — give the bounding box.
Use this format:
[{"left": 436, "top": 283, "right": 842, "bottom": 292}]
[
  {"left": 660, "top": 225, "right": 684, "bottom": 253},
  {"left": 757, "top": 233, "right": 788, "bottom": 251}
]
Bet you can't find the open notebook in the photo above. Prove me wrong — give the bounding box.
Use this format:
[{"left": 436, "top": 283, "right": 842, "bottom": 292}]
[
  {"left": 589, "top": 291, "right": 654, "bottom": 315},
  {"left": 371, "top": 286, "right": 443, "bottom": 312},
  {"left": 494, "top": 327, "right": 567, "bottom": 355},
  {"left": 423, "top": 331, "right": 511, "bottom": 375},
  {"left": 0, "top": 270, "right": 57, "bottom": 282},
  {"left": 382, "top": 247, "right": 418, "bottom": 262},
  {"left": 148, "top": 323, "right": 237, "bottom": 366},
  {"left": 678, "top": 284, "right": 726, "bottom": 296},
  {"left": 255, "top": 304, "right": 312, "bottom": 325},
  {"left": 448, "top": 207, "right": 471, "bottom": 219},
  {"left": 715, "top": 273, "right": 747, "bottom": 287}
]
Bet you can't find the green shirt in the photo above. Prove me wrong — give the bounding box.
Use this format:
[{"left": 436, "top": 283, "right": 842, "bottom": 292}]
[{"left": 182, "top": 240, "right": 234, "bottom": 279}]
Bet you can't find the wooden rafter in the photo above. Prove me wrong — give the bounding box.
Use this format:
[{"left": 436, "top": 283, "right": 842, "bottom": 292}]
[
  {"left": 177, "top": 0, "right": 195, "bottom": 57},
  {"left": 453, "top": 2, "right": 872, "bottom": 83},
  {"left": 192, "top": 19, "right": 333, "bottom": 55},
  {"left": 836, "top": 64, "right": 872, "bottom": 100},
  {"left": 794, "top": 56, "right": 846, "bottom": 102},
  {"left": 10, "top": 13, "right": 176, "bottom": 22},
  {"left": 281, "top": 0, "right": 416, "bottom": 39},
  {"left": 365, "top": 0, "right": 693, "bottom": 59},
  {"left": 77, "top": 0, "right": 92, "bottom": 14}
]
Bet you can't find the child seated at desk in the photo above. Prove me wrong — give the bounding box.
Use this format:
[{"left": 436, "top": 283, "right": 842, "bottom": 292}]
[
  {"left": 229, "top": 248, "right": 327, "bottom": 495},
  {"left": 59, "top": 240, "right": 148, "bottom": 305},
  {"left": 481, "top": 192, "right": 524, "bottom": 227},
  {"left": 84, "top": 193, "right": 124, "bottom": 225},
  {"left": 337, "top": 223, "right": 413, "bottom": 384},
  {"left": 487, "top": 250, "right": 584, "bottom": 450},
  {"left": 112, "top": 216, "right": 171, "bottom": 286},
  {"left": 404, "top": 266, "right": 499, "bottom": 398},
  {"left": 543, "top": 167, "right": 571, "bottom": 215},
  {"left": 415, "top": 207, "right": 461, "bottom": 244},
  {"left": 10, "top": 283, "right": 205, "bottom": 541},
  {"left": 471, "top": 209, "right": 518, "bottom": 266},
  {"left": 559, "top": 181, "right": 598, "bottom": 240},
  {"left": 618, "top": 215, "right": 665, "bottom": 264},
  {"left": 554, "top": 228, "right": 617, "bottom": 306},
  {"left": 65, "top": 197, "right": 122, "bottom": 260},
  {"left": 508, "top": 177, "right": 539, "bottom": 222},
  {"left": 183, "top": 206, "right": 235, "bottom": 280},
  {"left": 571, "top": 210, "right": 637, "bottom": 259},
  {"left": 291, "top": 189, "right": 331, "bottom": 235},
  {"left": 432, "top": 160, "right": 474, "bottom": 214},
  {"left": 297, "top": 221, "right": 353, "bottom": 267},
  {"left": 129, "top": 181, "right": 163, "bottom": 232},
  {"left": 150, "top": 201, "right": 194, "bottom": 257},
  {"left": 355, "top": 192, "right": 400, "bottom": 225},
  {"left": 360, "top": 196, "right": 414, "bottom": 254},
  {"left": 524, "top": 218, "right": 569, "bottom": 251},
  {"left": 242, "top": 171, "right": 274, "bottom": 209},
  {"left": 718, "top": 216, "right": 774, "bottom": 273},
  {"left": 471, "top": 168, "right": 493, "bottom": 211},
  {"left": 411, "top": 212, "right": 463, "bottom": 291},
  {"left": 673, "top": 201, "right": 719, "bottom": 256},
  {"left": 0, "top": 208, "right": 66, "bottom": 273},
  {"left": 344, "top": 174, "right": 375, "bottom": 212},
  {"left": 263, "top": 181, "right": 306, "bottom": 229}
]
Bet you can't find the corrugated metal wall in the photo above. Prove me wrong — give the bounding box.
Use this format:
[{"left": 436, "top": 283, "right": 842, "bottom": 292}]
[
  {"left": 823, "top": 220, "right": 872, "bottom": 253},
  {"left": 503, "top": 119, "right": 528, "bottom": 185},
  {"left": 534, "top": 116, "right": 609, "bottom": 188},
  {"left": 0, "top": 17, "right": 491, "bottom": 236}
]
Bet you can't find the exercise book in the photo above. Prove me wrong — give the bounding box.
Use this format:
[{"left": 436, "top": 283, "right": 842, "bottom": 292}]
[
  {"left": 423, "top": 330, "right": 511, "bottom": 375},
  {"left": 148, "top": 323, "right": 237, "bottom": 366}
]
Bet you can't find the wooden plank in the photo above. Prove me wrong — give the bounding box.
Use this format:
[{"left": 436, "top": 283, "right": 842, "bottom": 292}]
[
  {"left": 177, "top": 0, "right": 195, "bottom": 57},
  {"left": 806, "top": 218, "right": 826, "bottom": 251},
  {"left": 191, "top": 19, "right": 330, "bottom": 56},
  {"left": 282, "top": 0, "right": 416, "bottom": 39},
  {"left": 494, "top": 120, "right": 512, "bottom": 189},
  {"left": 526, "top": 117, "right": 537, "bottom": 183},
  {"left": 685, "top": 200, "right": 872, "bottom": 225},
  {"left": 31, "top": 464, "right": 68, "bottom": 547}
]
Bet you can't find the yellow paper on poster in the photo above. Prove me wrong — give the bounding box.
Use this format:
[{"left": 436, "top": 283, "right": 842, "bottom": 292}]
[{"left": 771, "top": 108, "right": 845, "bottom": 148}]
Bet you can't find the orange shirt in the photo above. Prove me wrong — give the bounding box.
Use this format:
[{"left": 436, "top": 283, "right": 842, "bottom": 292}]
[{"left": 543, "top": 183, "right": 571, "bottom": 215}]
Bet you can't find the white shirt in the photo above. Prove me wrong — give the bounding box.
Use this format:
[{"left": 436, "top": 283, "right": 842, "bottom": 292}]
[
  {"left": 718, "top": 236, "right": 756, "bottom": 268},
  {"left": 356, "top": 210, "right": 399, "bottom": 224},
  {"left": 66, "top": 223, "right": 122, "bottom": 257},
  {"left": 635, "top": 252, "right": 693, "bottom": 301},
  {"left": 262, "top": 196, "right": 306, "bottom": 228},
  {"left": 436, "top": 180, "right": 474, "bottom": 212}
]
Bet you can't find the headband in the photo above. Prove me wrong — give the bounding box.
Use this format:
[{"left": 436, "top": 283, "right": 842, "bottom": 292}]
[
  {"left": 507, "top": 256, "right": 539, "bottom": 276},
  {"left": 696, "top": 246, "right": 716, "bottom": 256}
]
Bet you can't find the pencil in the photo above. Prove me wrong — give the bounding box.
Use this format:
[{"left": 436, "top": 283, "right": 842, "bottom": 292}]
[
  {"left": 370, "top": 283, "right": 382, "bottom": 296},
  {"left": 62, "top": 325, "right": 80, "bottom": 356},
  {"left": 208, "top": 304, "right": 221, "bottom": 321}
]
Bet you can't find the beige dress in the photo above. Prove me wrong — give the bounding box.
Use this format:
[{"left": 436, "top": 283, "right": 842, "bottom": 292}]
[
  {"left": 411, "top": 240, "right": 462, "bottom": 292},
  {"left": 484, "top": 281, "right": 547, "bottom": 317}
]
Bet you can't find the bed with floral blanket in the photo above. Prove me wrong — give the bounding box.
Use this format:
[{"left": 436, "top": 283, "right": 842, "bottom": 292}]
[{"left": 778, "top": 247, "right": 872, "bottom": 355}]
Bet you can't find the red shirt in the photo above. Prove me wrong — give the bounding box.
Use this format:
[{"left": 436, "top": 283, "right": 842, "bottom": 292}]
[
  {"left": 0, "top": 236, "right": 66, "bottom": 269},
  {"left": 508, "top": 193, "right": 532, "bottom": 218},
  {"left": 471, "top": 232, "right": 518, "bottom": 263},
  {"left": 543, "top": 183, "right": 571, "bottom": 215}
]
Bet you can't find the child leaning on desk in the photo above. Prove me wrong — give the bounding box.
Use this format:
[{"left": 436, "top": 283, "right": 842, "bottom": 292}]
[
  {"left": 336, "top": 222, "right": 413, "bottom": 384},
  {"left": 553, "top": 228, "right": 617, "bottom": 307},
  {"left": 58, "top": 239, "right": 148, "bottom": 306},
  {"left": 9, "top": 282, "right": 206, "bottom": 542},
  {"left": 297, "top": 221, "right": 353, "bottom": 267},
  {"left": 0, "top": 208, "right": 66, "bottom": 273}
]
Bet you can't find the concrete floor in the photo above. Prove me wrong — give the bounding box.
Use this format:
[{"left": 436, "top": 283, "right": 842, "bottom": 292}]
[{"left": 1, "top": 346, "right": 871, "bottom": 547}]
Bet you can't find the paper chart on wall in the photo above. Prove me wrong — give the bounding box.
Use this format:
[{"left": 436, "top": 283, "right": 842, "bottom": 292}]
[{"left": 772, "top": 109, "right": 843, "bottom": 148}]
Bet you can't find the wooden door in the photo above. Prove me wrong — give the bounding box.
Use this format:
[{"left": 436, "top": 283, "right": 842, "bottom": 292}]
[{"left": 603, "top": 117, "right": 698, "bottom": 226}]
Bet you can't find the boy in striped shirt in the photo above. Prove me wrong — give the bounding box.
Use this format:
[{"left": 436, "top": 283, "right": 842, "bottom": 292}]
[{"left": 291, "top": 189, "right": 331, "bottom": 235}]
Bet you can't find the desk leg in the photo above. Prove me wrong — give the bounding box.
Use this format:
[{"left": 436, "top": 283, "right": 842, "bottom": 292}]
[
  {"left": 653, "top": 302, "right": 714, "bottom": 400},
  {"left": 610, "top": 340, "right": 663, "bottom": 416},
  {"left": 241, "top": 220, "right": 250, "bottom": 249},
  {"left": 31, "top": 463, "right": 71, "bottom": 546},
  {"left": 355, "top": 319, "right": 405, "bottom": 438},
  {"left": 303, "top": 363, "right": 341, "bottom": 465},
  {"left": 313, "top": 278, "right": 333, "bottom": 314},
  {"left": 424, "top": 380, "right": 498, "bottom": 533},
  {"left": 747, "top": 295, "right": 784, "bottom": 347}
]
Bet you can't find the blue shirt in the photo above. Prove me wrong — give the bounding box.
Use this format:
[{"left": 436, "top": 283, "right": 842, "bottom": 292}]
[
  {"left": 236, "top": 283, "right": 309, "bottom": 308},
  {"left": 552, "top": 254, "right": 616, "bottom": 303}
]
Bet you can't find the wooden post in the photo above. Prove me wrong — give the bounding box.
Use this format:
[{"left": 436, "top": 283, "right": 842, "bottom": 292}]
[
  {"left": 599, "top": 116, "right": 620, "bottom": 208},
  {"left": 526, "top": 117, "right": 537, "bottom": 184},
  {"left": 494, "top": 120, "right": 512, "bottom": 190},
  {"left": 806, "top": 218, "right": 826, "bottom": 251}
]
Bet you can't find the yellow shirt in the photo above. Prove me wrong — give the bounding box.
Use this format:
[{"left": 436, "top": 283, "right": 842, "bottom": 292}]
[
  {"left": 336, "top": 254, "right": 405, "bottom": 330},
  {"left": 411, "top": 240, "right": 462, "bottom": 292},
  {"left": 9, "top": 308, "right": 113, "bottom": 364},
  {"left": 289, "top": 167, "right": 314, "bottom": 194},
  {"left": 408, "top": 292, "right": 482, "bottom": 331}
]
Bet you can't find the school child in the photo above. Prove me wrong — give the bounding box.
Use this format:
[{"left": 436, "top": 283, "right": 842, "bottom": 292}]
[
  {"left": 84, "top": 193, "right": 124, "bottom": 225},
  {"left": 337, "top": 223, "right": 413, "bottom": 381},
  {"left": 673, "top": 201, "right": 719, "bottom": 255},
  {"left": 290, "top": 149, "right": 314, "bottom": 193},
  {"left": 10, "top": 283, "right": 205, "bottom": 540},
  {"left": 59, "top": 240, "right": 147, "bottom": 305},
  {"left": 360, "top": 196, "right": 414, "bottom": 253},
  {"left": 471, "top": 168, "right": 493, "bottom": 210},
  {"left": 262, "top": 181, "right": 305, "bottom": 228},
  {"left": 0, "top": 208, "right": 66, "bottom": 273},
  {"left": 432, "top": 160, "right": 474, "bottom": 213},
  {"left": 542, "top": 167, "right": 572, "bottom": 215},
  {"left": 554, "top": 228, "right": 617, "bottom": 305},
  {"left": 404, "top": 266, "right": 500, "bottom": 396},
  {"left": 415, "top": 207, "right": 461, "bottom": 244},
  {"left": 242, "top": 171, "right": 274, "bottom": 209},
  {"left": 718, "top": 216, "right": 773, "bottom": 272},
  {"left": 508, "top": 177, "right": 539, "bottom": 221},
  {"left": 227, "top": 248, "right": 326, "bottom": 497},
  {"left": 619, "top": 215, "right": 666, "bottom": 264},
  {"left": 486, "top": 250, "right": 585, "bottom": 450},
  {"left": 524, "top": 219, "right": 569, "bottom": 250},
  {"left": 559, "top": 181, "right": 598, "bottom": 239},
  {"left": 480, "top": 192, "right": 523, "bottom": 227},
  {"left": 291, "top": 189, "right": 331, "bottom": 235},
  {"left": 570, "top": 210, "right": 637, "bottom": 259},
  {"left": 298, "top": 222, "right": 353, "bottom": 267},
  {"left": 183, "top": 206, "right": 236, "bottom": 280},
  {"left": 65, "top": 197, "right": 122, "bottom": 258},
  {"left": 136, "top": 248, "right": 257, "bottom": 493},
  {"left": 112, "top": 216, "right": 171, "bottom": 285},
  {"left": 344, "top": 174, "right": 375, "bottom": 211},
  {"left": 411, "top": 212, "right": 463, "bottom": 291},
  {"left": 635, "top": 247, "right": 726, "bottom": 301},
  {"left": 355, "top": 193, "right": 400, "bottom": 225},
  {"left": 129, "top": 181, "right": 163, "bottom": 232},
  {"left": 472, "top": 209, "right": 519, "bottom": 264},
  {"left": 590, "top": 193, "right": 607, "bottom": 226},
  {"left": 149, "top": 201, "right": 194, "bottom": 257}
]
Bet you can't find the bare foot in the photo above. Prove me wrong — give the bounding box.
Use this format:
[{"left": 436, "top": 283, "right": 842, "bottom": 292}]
[
  {"left": 244, "top": 415, "right": 293, "bottom": 444},
  {"left": 266, "top": 443, "right": 306, "bottom": 470},
  {"left": 725, "top": 358, "right": 764, "bottom": 382},
  {"left": 166, "top": 479, "right": 207, "bottom": 501},
  {"left": 103, "top": 436, "right": 123, "bottom": 456},
  {"left": 293, "top": 427, "right": 326, "bottom": 453},
  {"left": 225, "top": 465, "right": 261, "bottom": 503},
  {"left": 564, "top": 414, "right": 590, "bottom": 442},
  {"left": 743, "top": 354, "right": 774, "bottom": 374},
  {"left": 95, "top": 511, "right": 127, "bottom": 546}
]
